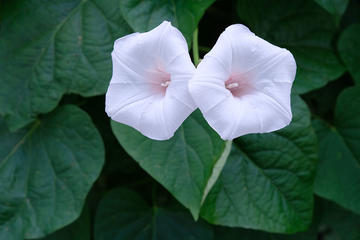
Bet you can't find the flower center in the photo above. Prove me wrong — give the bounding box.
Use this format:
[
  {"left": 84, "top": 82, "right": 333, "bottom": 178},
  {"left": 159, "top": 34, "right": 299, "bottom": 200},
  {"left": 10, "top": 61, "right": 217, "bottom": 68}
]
[
  {"left": 146, "top": 66, "right": 171, "bottom": 96},
  {"left": 161, "top": 81, "right": 171, "bottom": 87},
  {"left": 225, "top": 82, "right": 239, "bottom": 89},
  {"left": 155, "top": 68, "right": 171, "bottom": 96},
  {"left": 225, "top": 75, "right": 251, "bottom": 97}
]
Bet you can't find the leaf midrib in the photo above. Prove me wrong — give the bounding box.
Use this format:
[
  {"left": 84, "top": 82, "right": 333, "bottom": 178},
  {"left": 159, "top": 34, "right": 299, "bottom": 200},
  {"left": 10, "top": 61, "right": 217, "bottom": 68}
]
[
  {"left": 239, "top": 148, "right": 306, "bottom": 225},
  {"left": 0, "top": 120, "right": 40, "bottom": 169}
]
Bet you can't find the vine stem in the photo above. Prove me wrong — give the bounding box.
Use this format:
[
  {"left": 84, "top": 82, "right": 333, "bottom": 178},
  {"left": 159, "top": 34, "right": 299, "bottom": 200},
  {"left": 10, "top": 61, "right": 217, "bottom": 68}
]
[{"left": 192, "top": 28, "right": 200, "bottom": 66}]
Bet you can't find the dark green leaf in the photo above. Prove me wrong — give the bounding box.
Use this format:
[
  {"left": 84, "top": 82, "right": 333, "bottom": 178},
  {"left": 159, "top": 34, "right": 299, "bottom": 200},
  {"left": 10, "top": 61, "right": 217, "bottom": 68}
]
[
  {"left": 212, "top": 198, "right": 360, "bottom": 240},
  {"left": 236, "top": 0, "right": 345, "bottom": 94},
  {"left": 214, "top": 226, "right": 317, "bottom": 240},
  {"left": 314, "top": 86, "right": 360, "bottom": 215},
  {"left": 200, "top": 96, "right": 317, "bottom": 233},
  {"left": 314, "top": 0, "right": 349, "bottom": 23},
  {"left": 0, "top": 105, "right": 104, "bottom": 239},
  {"left": 94, "top": 188, "right": 213, "bottom": 240},
  {"left": 341, "top": 0, "right": 360, "bottom": 27},
  {"left": 0, "top": 0, "right": 132, "bottom": 131},
  {"left": 338, "top": 24, "right": 360, "bottom": 84},
  {"left": 33, "top": 206, "right": 91, "bottom": 240},
  {"left": 119, "top": 0, "right": 215, "bottom": 44},
  {"left": 318, "top": 198, "right": 360, "bottom": 240},
  {"left": 111, "top": 110, "right": 231, "bottom": 219}
]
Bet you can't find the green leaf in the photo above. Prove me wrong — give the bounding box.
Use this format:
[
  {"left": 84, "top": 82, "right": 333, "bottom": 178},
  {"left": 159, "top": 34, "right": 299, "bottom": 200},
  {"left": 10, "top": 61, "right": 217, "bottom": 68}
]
[
  {"left": 338, "top": 24, "right": 360, "bottom": 84},
  {"left": 119, "top": 0, "right": 215, "bottom": 44},
  {"left": 0, "top": 0, "right": 132, "bottom": 131},
  {"left": 214, "top": 226, "right": 317, "bottom": 240},
  {"left": 94, "top": 188, "right": 213, "bottom": 240},
  {"left": 0, "top": 105, "right": 104, "bottom": 239},
  {"left": 314, "top": 86, "right": 360, "bottom": 215},
  {"left": 318, "top": 198, "right": 360, "bottom": 240},
  {"left": 200, "top": 96, "right": 317, "bottom": 233},
  {"left": 236, "top": 0, "right": 345, "bottom": 94},
  {"left": 213, "top": 198, "right": 360, "bottom": 240},
  {"left": 33, "top": 206, "right": 91, "bottom": 240},
  {"left": 314, "top": 0, "right": 349, "bottom": 24},
  {"left": 111, "top": 110, "right": 231, "bottom": 219}
]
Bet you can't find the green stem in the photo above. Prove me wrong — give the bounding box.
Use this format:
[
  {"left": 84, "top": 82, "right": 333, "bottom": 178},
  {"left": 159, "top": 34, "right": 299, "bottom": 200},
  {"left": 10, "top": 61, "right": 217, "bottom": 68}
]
[{"left": 192, "top": 28, "right": 200, "bottom": 66}]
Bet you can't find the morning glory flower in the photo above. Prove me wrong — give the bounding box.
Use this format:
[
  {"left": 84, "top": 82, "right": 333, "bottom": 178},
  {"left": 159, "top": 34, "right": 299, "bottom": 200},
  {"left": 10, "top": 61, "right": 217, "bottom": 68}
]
[
  {"left": 106, "top": 21, "right": 196, "bottom": 140},
  {"left": 189, "top": 24, "right": 296, "bottom": 140}
]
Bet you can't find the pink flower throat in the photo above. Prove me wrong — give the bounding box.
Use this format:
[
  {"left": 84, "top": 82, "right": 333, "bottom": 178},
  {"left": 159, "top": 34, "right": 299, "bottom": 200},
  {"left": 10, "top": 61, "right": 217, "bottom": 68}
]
[
  {"left": 147, "top": 67, "right": 171, "bottom": 96},
  {"left": 225, "top": 75, "right": 252, "bottom": 97}
]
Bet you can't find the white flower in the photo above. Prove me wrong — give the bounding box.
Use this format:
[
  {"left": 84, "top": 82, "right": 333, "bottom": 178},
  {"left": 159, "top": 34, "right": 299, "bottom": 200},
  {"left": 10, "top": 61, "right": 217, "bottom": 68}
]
[
  {"left": 189, "top": 24, "right": 297, "bottom": 140},
  {"left": 106, "top": 21, "right": 196, "bottom": 140}
]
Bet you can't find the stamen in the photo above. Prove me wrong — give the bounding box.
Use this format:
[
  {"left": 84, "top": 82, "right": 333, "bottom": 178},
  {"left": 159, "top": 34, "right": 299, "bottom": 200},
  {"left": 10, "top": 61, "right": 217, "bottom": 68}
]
[
  {"left": 161, "top": 81, "right": 170, "bottom": 87},
  {"left": 226, "top": 82, "right": 239, "bottom": 89}
]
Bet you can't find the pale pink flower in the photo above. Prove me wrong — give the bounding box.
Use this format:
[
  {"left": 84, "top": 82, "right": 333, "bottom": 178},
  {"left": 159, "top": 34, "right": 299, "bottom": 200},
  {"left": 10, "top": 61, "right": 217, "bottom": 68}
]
[
  {"left": 189, "top": 24, "right": 296, "bottom": 140},
  {"left": 106, "top": 21, "right": 196, "bottom": 140}
]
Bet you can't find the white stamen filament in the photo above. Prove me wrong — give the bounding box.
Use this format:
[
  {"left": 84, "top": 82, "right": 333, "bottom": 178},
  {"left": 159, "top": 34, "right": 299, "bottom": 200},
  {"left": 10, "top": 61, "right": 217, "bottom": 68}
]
[
  {"left": 161, "top": 81, "right": 170, "bottom": 87},
  {"left": 226, "top": 82, "right": 239, "bottom": 89}
]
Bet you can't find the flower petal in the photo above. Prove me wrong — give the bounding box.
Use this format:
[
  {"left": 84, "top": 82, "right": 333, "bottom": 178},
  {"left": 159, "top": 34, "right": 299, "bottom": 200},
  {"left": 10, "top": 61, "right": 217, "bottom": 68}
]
[
  {"left": 189, "top": 24, "right": 296, "bottom": 140},
  {"left": 106, "top": 21, "right": 196, "bottom": 140}
]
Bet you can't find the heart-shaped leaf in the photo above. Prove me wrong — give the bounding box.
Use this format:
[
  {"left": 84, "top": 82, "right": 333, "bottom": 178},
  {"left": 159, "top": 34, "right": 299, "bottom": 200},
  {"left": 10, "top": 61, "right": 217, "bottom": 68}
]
[
  {"left": 0, "top": 105, "right": 104, "bottom": 239},
  {"left": 111, "top": 110, "right": 231, "bottom": 219},
  {"left": 0, "top": 0, "right": 132, "bottom": 131},
  {"left": 94, "top": 188, "right": 213, "bottom": 240},
  {"left": 314, "top": 86, "right": 360, "bottom": 215},
  {"left": 200, "top": 96, "right": 317, "bottom": 233}
]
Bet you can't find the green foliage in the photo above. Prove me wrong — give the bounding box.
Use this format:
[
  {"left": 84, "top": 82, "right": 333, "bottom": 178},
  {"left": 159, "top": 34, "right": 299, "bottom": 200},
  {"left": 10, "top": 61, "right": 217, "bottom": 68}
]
[
  {"left": 318, "top": 198, "right": 360, "bottom": 240},
  {"left": 36, "top": 206, "right": 91, "bottom": 240},
  {"left": 111, "top": 110, "right": 231, "bottom": 219},
  {"left": 314, "top": 0, "right": 349, "bottom": 24},
  {"left": 214, "top": 225, "right": 317, "bottom": 240},
  {"left": 0, "top": 105, "right": 104, "bottom": 239},
  {"left": 213, "top": 198, "right": 360, "bottom": 240},
  {"left": 201, "top": 96, "right": 317, "bottom": 233},
  {"left": 0, "top": 0, "right": 211, "bottom": 131},
  {"left": 119, "top": 0, "right": 216, "bottom": 44},
  {"left": 314, "top": 86, "right": 360, "bottom": 215},
  {"left": 0, "top": 0, "right": 132, "bottom": 131},
  {"left": 338, "top": 24, "right": 360, "bottom": 84},
  {"left": 0, "top": 0, "right": 359, "bottom": 239},
  {"left": 94, "top": 188, "right": 213, "bottom": 240},
  {"left": 236, "top": 0, "right": 345, "bottom": 94}
]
